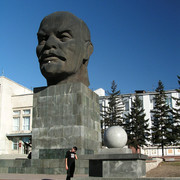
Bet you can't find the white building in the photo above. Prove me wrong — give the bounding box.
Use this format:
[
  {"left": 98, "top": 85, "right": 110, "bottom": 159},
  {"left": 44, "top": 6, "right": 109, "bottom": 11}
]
[
  {"left": 96, "top": 89, "right": 180, "bottom": 157},
  {"left": 0, "top": 78, "right": 179, "bottom": 158},
  {"left": 0, "top": 76, "right": 33, "bottom": 156}
]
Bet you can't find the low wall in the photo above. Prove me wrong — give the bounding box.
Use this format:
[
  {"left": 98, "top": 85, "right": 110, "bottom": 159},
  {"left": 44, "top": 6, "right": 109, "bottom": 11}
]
[
  {"left": 73, "top": 177, "right": 180, "bottom": 180},
  {"left": 146, "top": 158, "right": 163, "bottom": 172},
  {"left": 0, "top": 159, "right": 88, "bottom": 174}
]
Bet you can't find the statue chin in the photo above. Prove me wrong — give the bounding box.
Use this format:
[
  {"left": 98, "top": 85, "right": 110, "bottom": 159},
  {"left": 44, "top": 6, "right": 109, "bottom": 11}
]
[
  {"left": 40, "top": 64, "right": 61, "bottom": 78},
  {"left": 41, "top": 69, "right": 72, "bottom": 86}
]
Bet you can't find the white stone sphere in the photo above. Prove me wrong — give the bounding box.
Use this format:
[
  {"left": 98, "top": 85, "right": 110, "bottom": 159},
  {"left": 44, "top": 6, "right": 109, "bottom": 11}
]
[{"left": 104, "top": 126, "right": 127, "bottom": 148}]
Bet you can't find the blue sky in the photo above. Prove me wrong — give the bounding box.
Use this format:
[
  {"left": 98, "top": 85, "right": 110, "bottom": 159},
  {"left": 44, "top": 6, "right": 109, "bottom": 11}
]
[{"left": 1, "top": 0, "right": 180, "bottom": 94}]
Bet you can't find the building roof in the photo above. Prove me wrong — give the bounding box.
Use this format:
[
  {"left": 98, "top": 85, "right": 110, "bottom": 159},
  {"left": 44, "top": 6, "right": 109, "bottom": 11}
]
[
  {"left": 0, "top": 76, "right": 33, "bottom": 93},
  {"left": 6, "top": 133, "right": 32, "bottom": 137}
]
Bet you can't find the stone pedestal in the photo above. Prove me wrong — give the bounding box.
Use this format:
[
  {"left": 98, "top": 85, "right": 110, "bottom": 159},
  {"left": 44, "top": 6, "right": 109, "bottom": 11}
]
[
  {"left": 85, "top": 153, "right": 147, "bottom": 178},
  {"left": 98, "top": 147, "right": 132, "bottom": 154},
  {"left": 77, "top": 147, "right": 147, "bottom": 179},
  {"left": 32, "top": 82, "right": 101, "bottom": 161}
]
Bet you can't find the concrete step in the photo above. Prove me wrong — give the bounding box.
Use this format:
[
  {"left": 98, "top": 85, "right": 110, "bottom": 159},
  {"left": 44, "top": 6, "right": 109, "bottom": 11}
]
[{"left": 0, "top": 154, "right": 28, "bottom": 159}]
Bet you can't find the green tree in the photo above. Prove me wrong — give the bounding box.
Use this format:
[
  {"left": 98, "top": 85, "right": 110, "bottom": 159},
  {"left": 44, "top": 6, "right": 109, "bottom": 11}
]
[
  {"left": 101, "top": 80, "right": 124, "bottom": 139},
  {"left": 151, "top": 80, "right": 174, "bottom": 157},
  {"left": 171, "top": 76, "right": 180, "bottom": 143},
  {"left": 124, "top": 95, "right": 150, "bottom": 153}
]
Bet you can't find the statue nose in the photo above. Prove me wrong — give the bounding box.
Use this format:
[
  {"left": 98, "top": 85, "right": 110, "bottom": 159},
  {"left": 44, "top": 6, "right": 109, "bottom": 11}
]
[{"left": 44, "top": 35, "right": 57, "bottom": 49}]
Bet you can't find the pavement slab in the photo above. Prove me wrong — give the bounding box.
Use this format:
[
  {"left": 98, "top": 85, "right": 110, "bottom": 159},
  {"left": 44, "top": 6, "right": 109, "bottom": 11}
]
[{"left": 0, "top": 174, "right": 88, "bottom": 180}]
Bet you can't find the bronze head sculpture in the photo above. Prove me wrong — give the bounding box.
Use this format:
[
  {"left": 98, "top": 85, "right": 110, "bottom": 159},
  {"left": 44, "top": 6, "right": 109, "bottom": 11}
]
[{"left": 36, "top": 11, "right": 93, "bottom": 86}]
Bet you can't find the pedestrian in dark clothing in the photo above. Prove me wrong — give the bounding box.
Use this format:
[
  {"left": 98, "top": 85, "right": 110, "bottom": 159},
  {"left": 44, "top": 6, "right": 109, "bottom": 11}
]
[
  {"left": 65, "top": 146, "right": 78, "bottom": 180},
  {"left": 23, "top": 138, "right": 32, "bottom": 159}
]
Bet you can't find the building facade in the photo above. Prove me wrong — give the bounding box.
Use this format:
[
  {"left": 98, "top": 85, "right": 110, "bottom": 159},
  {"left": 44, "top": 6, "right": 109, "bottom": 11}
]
[
  {"left": 0, "top": 76, "right": 33, "bottom": 156},
  {"left": 0, "top": 77, "right": 179, "bottom": 157},
  {"left": 96, "top": 88, "right": 180, "bottom": 157}
]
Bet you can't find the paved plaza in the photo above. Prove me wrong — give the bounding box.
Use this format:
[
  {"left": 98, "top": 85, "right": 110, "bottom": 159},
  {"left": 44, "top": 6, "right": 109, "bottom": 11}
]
[{"left": 0, "top": 173, "right": 88, "bottom": 180}]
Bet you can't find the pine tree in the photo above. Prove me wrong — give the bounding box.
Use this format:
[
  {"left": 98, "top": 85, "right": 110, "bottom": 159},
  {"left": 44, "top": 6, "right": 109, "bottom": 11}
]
[
  {"left": 101, "top": 80, "right": 124, "bottom": 140},
  {"left": 171, "top": 76, "right": 180, "bottom": 144},
  {"left": 151, "top": 80, "right": 174, "bottom": 157},
  {"left": 124, "top": 95, "right": 150, "bottom": 152}
]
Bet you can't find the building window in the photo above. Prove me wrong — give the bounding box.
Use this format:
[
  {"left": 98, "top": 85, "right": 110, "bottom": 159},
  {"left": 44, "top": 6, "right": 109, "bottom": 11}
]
[
  {"left": 152, "top": 149, "right": 157, "bottom": 155},
  {"left": 166, "top": 97, "right": 172, "bottom": 108},
  {"left": 168, "top": 149, "right": 173, "bottom": 154},
  {"left": 100, "top": 103, "right": 102, "bottom": 112},
  {"left": 22, "top": 137, "right": 30, "bottom": 143},
  {"left": 23, "top": 116, "right": 30, "bottom": 130},
  {"left": 13, "top": 117, "right": 20, "bottom": 131},
  {"left": 139, "top": 96, "right": 143, "bottom": 107},
  {"left": 125, "top": 101, "right": 129, "bottom": 111},
  {"left": 13, "top": 110, "right": 20, "bottom": 115},
  {"left": 144, "top": 150, "right": 148, "bottom": 155},
  {"left": 23, "top": 109, "right": 30, "bottom": 115},
  {"left": 12, "top": 139, "right": 18, "bottom": 150}
]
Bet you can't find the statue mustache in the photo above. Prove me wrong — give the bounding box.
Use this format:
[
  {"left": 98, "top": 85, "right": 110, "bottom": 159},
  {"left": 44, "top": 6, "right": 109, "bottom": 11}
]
[{"left": 39, "top": 51, "right": 66, "bottom": 63}]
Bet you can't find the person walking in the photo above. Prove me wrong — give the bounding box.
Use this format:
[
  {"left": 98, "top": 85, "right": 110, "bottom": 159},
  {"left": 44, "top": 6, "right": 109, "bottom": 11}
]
[{"left": 65, "top": 146, "right": 78, "bottom": 180}]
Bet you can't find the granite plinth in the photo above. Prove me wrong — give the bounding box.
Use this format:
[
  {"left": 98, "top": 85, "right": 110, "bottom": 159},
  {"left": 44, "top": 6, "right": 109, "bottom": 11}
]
[
  {"left": 73, "top": 177, "right": 180, "bottom": 180},
  {"left": 0, "top": 158, "right": 88, "bottom": 174},
  {"left": 81, "top": 153, "right": 148, "bottom": 178},
  {"left": 32, "top": 83, "right": 101, "bottom": 160},
  {"left": 98, "top": 147, "right": 132, "bottom": 154}
]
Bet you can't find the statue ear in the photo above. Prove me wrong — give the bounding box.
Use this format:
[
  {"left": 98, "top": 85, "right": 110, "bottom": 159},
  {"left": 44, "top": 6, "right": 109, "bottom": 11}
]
[{"left": 83, "top": 41, "right": 93, "bottom": 65}]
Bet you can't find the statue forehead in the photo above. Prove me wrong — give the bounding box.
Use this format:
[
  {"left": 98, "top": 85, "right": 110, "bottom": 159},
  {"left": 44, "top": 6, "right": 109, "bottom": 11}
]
[{"left": 40, "top": 12, "right": 82, "bottom": 31}]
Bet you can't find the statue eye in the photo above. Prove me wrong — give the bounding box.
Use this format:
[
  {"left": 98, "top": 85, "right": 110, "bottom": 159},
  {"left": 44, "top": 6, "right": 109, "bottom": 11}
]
[
  {"left": 37, "top": 34, "right": 48, "bottom": 44},
  {"left": 57, "top": 31, "right": 72, "bottom": 42}
]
